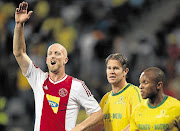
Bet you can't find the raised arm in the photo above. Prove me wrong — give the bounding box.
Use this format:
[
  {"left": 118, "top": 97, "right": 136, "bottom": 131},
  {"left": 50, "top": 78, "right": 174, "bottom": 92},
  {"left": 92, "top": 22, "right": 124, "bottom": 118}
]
[
  {"left": 71, "top": 109, "right": 103, "bottom": 131},
  {"left": 13, "top": 2, "right": 33, "bottom": 74}
]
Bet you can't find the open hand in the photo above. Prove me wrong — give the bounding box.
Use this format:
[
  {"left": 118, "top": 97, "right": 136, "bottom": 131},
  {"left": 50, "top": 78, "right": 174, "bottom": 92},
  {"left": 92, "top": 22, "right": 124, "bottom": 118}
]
[{"left": 15, "top": 1, "right": 33, "bottom": 24}]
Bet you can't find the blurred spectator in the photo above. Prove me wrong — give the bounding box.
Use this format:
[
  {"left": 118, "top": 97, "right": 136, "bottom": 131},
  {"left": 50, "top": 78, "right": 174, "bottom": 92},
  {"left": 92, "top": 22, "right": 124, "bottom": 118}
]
[
  {"left": 129, "top": 36, "right": 159, "bottom": 85},
  {"left": 0, "top": 97, "right": 8, "bottom": 131}
]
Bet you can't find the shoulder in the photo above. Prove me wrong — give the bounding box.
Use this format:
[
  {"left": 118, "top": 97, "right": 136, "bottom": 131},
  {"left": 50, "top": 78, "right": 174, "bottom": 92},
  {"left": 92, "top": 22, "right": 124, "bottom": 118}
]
[
  {"left": 71, "top": 77, "right": 92, "bottom": 96},
  {"left": 25, "top": 61, "right": 47, "bottom": 81},
  {"left": 128, "top": 83, "right": 140, "bottom": 92},
  {"left": 127, "top": 84, "right": 141, "bottom": 96},
  {"left": 102, "top": 91, "right": 112, "bottom": 99},
  {"left": 166, "top": 96, "right": 180, "bottom": 106},
  {"left": 100, "top": 91, "right": 111, "bottom": 105},
  {"left": 26, "top": 61, "right": 45, "bottom": 75},
  {"left": 134, "top": 99, "right": 148, "bottom": 111},
  {"left": 71, "top": 77, "right": 88, "bottom": 90},
  {"left": 72, "top": 77, "right": 85, "bottom": 86},
  {"left": 164, "top": 96, "right": 180, "bottom": 115},
  {"left": 127, "top": 83, "right": 142, "bottom": 100}
]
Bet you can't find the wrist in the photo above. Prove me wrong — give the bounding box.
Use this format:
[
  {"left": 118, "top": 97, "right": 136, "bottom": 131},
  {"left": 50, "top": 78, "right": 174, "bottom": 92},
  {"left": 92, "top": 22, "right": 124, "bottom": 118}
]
[{"left": 15, "top": 22, "right": 24, "bottom": 27}]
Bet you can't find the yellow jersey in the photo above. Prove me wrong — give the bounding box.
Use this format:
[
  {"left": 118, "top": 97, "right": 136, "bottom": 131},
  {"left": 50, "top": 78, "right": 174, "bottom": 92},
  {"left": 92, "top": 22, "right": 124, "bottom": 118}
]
[
  {"left": 100, "top": 83, "right": 142, "bottom": 131},
  {"left": 130, "top": 95, "right": 180, "bottom": 131}
]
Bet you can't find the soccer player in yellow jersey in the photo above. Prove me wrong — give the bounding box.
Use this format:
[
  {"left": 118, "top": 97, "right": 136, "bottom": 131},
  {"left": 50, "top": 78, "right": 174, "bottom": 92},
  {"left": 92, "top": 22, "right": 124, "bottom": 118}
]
[
  {"left": 93, "top": 53, "right": 142, "bottom": 131},
  {"left": 130, "top": 67, "right": 180, "bottom": 131}
]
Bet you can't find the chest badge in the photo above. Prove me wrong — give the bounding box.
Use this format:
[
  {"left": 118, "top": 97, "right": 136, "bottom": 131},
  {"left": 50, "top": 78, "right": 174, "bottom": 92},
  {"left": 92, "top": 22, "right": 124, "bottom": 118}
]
[
  {"left": 156, "top": 110, "right": 169, "bottom": 118},
  {"left": 59, "top": 88, "right": 68, "bottom": 97},
  {"left": 115, "top": 96, "right": 126, "bottom": 105}
]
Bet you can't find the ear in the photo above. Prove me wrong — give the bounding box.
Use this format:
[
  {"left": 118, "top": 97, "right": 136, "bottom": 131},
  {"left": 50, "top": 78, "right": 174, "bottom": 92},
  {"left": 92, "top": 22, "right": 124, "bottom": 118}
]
[
  {"left": 64, "top": 57, "right": 68, "bottom": 65},
  {"left": 123, "top": 68, "right": 129, "bottom": 77},
  {"left": 157, "top": 82, "right": 163, "bottom": 90}
]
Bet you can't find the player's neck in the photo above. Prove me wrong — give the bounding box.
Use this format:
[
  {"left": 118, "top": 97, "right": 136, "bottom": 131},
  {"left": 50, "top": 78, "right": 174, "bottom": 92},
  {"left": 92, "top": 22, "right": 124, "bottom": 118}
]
[
  {"left": 112, "top": 81, "right": 128, "bottom": 94},
  {"left": 49, "top": 71, "right": 66, "bottom": 82},
  {"left": 148, "top": 93, "right": 166, "bottom": 107}
]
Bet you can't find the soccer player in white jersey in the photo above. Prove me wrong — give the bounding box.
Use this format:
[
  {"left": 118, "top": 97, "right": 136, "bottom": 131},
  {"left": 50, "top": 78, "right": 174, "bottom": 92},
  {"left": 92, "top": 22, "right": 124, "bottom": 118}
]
[
  {"left": 130, "top": 67, "right": 180, "bottom": 131},
  {"left": 13, "top": 2, "right": 103, "bottom": 131}
]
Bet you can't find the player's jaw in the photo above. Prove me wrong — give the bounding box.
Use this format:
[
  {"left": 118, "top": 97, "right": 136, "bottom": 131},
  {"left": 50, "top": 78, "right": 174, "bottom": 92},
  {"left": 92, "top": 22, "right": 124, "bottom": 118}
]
[
  {"left": 140, "top": 90, "right": 147, "bottom": 99},
  {"left": 47, "top": 59, "right": 61, "bottom": 73},
  {"left": 140, "top": 88, "right": 156, "bottom": 99}
]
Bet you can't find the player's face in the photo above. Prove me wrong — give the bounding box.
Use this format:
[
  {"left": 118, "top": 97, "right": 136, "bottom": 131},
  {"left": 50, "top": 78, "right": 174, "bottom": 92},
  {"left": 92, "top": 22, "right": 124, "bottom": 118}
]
[
  {"left": 139, "top": 72, "right": 158, "bottom": 99},
  {"left": 106, "top": 60, "right": 127, "bottom": 85},
  {"left": 46, "top": 44, "right": 68, "bottom": 73}
]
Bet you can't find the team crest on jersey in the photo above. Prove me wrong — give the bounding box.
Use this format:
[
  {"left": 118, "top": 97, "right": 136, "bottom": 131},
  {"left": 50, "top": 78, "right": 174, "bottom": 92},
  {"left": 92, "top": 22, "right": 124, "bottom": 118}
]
[
  {"left": 115, "top": 96, "right": 126, "bottom": 105},
  {"left": 46, "top": 94, "right": 60, "bottom": 114},
  {"left": 156, "top": 110, "right": 169, "bottom": 118},
  {"left": 59, "top": 88, "right": 68, "bottom": 97}
]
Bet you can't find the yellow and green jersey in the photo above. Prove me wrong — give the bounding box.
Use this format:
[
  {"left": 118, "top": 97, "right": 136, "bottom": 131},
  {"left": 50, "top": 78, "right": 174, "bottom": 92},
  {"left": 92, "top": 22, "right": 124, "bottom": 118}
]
[
  {"left": 130, "top": 95, "right": 180, "bottom": 131},
  {"left": 100, "top": 83, "right": 142, "bottom": 131}
]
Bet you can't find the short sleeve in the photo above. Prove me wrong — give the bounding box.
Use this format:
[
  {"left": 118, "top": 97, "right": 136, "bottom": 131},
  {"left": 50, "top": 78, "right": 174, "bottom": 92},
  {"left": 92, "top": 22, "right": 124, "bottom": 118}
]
[
  {"left": 24, "top": 60, "right": 47, "bottom": 91},
  {"left": 75, "top": 81, "right": 101, "bottom": 116}
]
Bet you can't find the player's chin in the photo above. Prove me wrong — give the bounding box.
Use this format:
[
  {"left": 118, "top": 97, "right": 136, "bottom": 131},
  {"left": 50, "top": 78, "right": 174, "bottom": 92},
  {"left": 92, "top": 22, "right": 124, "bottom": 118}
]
[
  {"left": 141, "top": 94, "right": 147, "bottom": 99},
  {"left": 108, "top": 80, "right": 115, "bottom": 84},
  {"left": 49, "top": 67, "right": 58, "bottom": 73},
  {"left": 108, "top": 78, "right": 116, "bottom": 83}
]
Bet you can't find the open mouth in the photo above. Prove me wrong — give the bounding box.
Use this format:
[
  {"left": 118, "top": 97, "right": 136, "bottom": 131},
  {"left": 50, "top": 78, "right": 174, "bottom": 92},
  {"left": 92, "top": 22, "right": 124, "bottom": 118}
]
[{"left": 51, "top": 60, "right": 56, "bottom": 65}]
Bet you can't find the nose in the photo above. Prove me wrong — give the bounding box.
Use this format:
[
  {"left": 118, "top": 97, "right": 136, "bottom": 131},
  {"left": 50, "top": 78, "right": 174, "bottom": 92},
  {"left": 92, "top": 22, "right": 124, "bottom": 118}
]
[
  {"left": 139, "top": 83, "right": 143, "bottom": 89},
  {"left": 51, "top": 53, "right": 56, "bottom": 58},
  {"left": 109, "top": 69, "right": 115, "bottom": 74}
]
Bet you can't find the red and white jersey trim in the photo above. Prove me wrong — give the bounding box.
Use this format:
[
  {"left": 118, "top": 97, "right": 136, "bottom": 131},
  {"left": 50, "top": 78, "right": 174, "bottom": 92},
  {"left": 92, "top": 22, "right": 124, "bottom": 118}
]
[{"left": 49, "top": 75, "right": 68, "bottom": 84}]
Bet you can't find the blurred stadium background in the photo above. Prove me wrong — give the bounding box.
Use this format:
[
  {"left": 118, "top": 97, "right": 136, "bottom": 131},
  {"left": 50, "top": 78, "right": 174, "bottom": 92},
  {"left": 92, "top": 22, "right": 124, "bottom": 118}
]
[{"left": 0, "top": 0, "right": 180, "bottom": 130}]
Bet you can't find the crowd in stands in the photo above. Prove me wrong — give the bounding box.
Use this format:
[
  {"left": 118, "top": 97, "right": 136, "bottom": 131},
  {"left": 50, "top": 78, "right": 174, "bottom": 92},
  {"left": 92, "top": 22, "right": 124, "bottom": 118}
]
[{"left": 0, "top": 0, "right": 180, "bottom": 130}]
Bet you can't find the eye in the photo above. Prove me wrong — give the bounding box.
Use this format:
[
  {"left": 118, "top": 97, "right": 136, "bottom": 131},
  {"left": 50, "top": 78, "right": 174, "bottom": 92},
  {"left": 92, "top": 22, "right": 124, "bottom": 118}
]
[
  {"left": 114, "top": 67, "right": 119, "bottom": 70},
  {"left": 141, "top": 81, "right": 148, "bottom": 85},
  {"left": 144, "top": 81, "right": 148, "bottom": 84},
  {"left": 55, "top": 51, "right": 61, "bottom": 55}
]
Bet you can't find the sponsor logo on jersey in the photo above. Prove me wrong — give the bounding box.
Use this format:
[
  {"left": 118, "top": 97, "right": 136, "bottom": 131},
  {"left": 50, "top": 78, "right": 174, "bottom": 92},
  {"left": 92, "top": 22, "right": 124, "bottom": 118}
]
[
  {"left": 48, "top": 100, "right": 58, "bottom": 107},
  {"left": 46, "top": 94, "right": 60, "bottom": 114},
  {"left": 138, "top": 124, "right": 151, "bottom": 130},
  {"left": 59, "top": 88, "right": 68, "bottom": 97},
  {"left": 103, "top": 113, "right": 122, "bottom": 120},
  {"left": 137, "top": 123, "right": 169, "bottom": 130},
  {"left": 154, "top": 124, "right": 169, "bottom": 130}
]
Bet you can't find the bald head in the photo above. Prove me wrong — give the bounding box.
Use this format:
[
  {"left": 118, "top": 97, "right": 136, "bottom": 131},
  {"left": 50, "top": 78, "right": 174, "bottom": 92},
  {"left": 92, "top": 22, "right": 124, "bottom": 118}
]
[
  {"left": 48, "top": 43, "right": 67, "bottom": 57},
  {"left": 143, "top": 67, "right": 165, "bottom": 85},
  {"left": 46, "top": 43, "right": 68, "bottom": 74}
]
